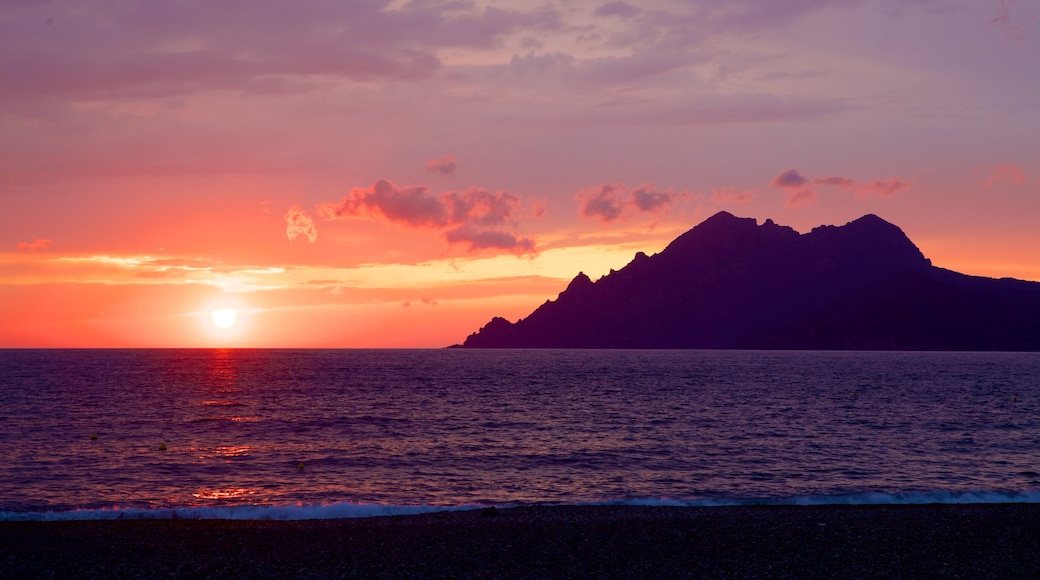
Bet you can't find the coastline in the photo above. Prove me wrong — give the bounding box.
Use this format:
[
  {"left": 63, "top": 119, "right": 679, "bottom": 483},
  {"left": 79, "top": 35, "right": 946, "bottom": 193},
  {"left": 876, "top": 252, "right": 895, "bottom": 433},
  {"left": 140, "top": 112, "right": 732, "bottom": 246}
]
[{"left": 3, "top": 504, "right": 1038, "bottom": 578}]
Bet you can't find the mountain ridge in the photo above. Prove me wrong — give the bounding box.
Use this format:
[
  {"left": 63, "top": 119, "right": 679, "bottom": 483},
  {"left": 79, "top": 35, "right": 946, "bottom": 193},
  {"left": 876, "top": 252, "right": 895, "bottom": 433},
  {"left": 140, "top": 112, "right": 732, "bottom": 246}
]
[{"left": 456, "top": 212, "right": 1040, "bottom": 350}]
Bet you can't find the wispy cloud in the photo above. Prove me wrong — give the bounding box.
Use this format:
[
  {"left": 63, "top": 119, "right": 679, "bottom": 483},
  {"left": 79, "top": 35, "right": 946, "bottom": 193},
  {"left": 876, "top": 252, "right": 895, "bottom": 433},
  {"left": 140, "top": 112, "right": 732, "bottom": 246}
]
[
  {"left": 814, "top": 175, "right": 909, "bottom": 197},
  {"left": 989, "top": 0, "right": 1027, "bottom": 40},
  {"left": 0, "top": 2, "right": 564, "bottom": 103},
  {"left": 772, "top": 168, "right": 909, "bottom": 206},
  {"left": 711, "top": 188, "right": 754, "bottom": 204},
  {"left": 16, "top": 238, "right": 52, "bottom": 251},
  {"left": 425, "top": 154, "right": 457, "bottom": 175},
  {"left": 286, "top": 205, "right": 318, "bottom": 243},
  {"left": 979, "top": 163, "right": 1026, "bottom": 188}
]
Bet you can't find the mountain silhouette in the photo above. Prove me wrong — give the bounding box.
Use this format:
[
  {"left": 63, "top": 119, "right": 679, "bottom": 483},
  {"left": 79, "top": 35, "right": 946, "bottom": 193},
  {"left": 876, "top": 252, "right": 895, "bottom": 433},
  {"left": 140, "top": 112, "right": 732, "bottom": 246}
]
[{"left": 457, "top": 212, "right": 1040, "bottom": 350}]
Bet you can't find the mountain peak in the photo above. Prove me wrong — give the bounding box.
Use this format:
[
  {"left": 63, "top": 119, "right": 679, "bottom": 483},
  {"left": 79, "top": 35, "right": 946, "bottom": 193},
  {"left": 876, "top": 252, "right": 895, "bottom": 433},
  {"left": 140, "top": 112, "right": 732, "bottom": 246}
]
[
  {"left": 660, "top": 211, "right": 798, "bottom": 261},
  {"left": 459, "top": 213, "right": 1040, "bottom": 350},
  {"left": 809, "top": 214, "right": 929, "bottom": 270},
  {"left": 566, "top": 271, "right": 594, "bottom": 292}
]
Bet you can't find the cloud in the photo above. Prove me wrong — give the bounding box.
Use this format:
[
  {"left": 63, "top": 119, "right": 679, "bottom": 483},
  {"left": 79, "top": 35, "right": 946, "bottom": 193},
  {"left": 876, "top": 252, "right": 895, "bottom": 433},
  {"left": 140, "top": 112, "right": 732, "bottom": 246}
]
[
  {"left": 577, "top": 183, "right": 626, "bottom": 221},
  {"left": 594, "top": 2, "right": 643, "bottom": 18},
  {"left": 426, "top": 154, "right": 457, "bottom": 175},
  {"left": 443, "top": 188, "right": 523, "bottom": 228},
  {"left": 285, "top": 205, "right": 317, "bottom": 243},
  {"left": 785, "top": 189, "right": 817, "bottom": 207},
  {"left": 318, "top": 180, "right": 447, "bottom": 227},
  {"left": 813, "top": 175, "right": 909, "bottom": 197},
  {"left": 989, "top": 0, "right": 1027, "bottom": 39},
  {"left": 17, "top": 238, "right": 52, "bottom": 251},
  {"left": 980, "top": 163, "right": 1026, "bottom": 188},
  {"left": 773, "top": 168, "right": 810, "bottom": 189},
  {"left": 401, "top": 296, "right": 438, "bottom": 308},
  {"left": 711, "top": 188, "right": 754, "bottom": 204},
  {"left": 772, "top": 168, "right": 909, "bottom": 206},
  {"left": 630, "top": 183, "right": 676, "bottom": 212},
  {"left": 577, "top": 182, "right": 684, "bottom": 222},
  {"left": 444, "top": 226, "right": 535, "bottom": 254},
  {"left": 0, "top": 2, "right": 564, "bottom": 103},
  {"left": 317, "top": 179, "right": 536, "bottom": 255},
  {"left": 812, "top": 176, "right": 855, "bottom": 188},
  {"left": 772, "top": 169, "right": 816, "bottom": 207},
  {"left": 858, "top": 178, "right": 909, "bottom": 196}
]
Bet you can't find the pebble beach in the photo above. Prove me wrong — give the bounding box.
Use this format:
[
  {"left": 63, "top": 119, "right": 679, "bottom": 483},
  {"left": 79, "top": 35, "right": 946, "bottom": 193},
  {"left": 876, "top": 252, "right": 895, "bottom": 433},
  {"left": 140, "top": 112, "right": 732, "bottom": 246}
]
[{"left": 3, "top": 504, "right": 1039, "bottom": 578}]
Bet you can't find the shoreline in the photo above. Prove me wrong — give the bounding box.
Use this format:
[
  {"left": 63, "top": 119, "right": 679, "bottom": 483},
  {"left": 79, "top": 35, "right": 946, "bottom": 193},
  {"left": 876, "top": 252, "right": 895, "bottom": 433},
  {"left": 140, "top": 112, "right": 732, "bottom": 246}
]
[{"left": 3, "top": 504, "right": 1038, "bottom": 578}]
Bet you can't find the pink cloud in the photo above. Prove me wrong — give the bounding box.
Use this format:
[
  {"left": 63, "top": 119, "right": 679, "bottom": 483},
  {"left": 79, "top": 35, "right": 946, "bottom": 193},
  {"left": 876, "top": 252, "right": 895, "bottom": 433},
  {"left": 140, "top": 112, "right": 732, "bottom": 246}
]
[
  {"left": 772, "top": 169, "right": 816, "bottom": 207},
  {"left": 318, "top": 180, "right": 447, "bottom": 228},
  {"left": 629, "top": 183, "right": 677, "bottom": 212},
  {"left": 773, "top": 168, "right": 909, "bottom": 206},
  {"left": 443, "top": 188, "right": 523, "bottom": 228},
  {"left": 813, "top": 175, "right": 909, "bottom": 197},
  {"left": 529, "top": 198, "right": 548, "bottom": 219},
  {"left": 785, "top": 189, "right": 817, "bottom": 207},
  {"left": 860, "top": 178, "right": 909, "bottom": 196},
  {"left": 813, "top": 176, "right": 855, "bottom": 188},
  {"left": 981, "top": 163, "right": 1026, "bottom": 188},
  {"left": 445, "top": 226, "right": 535, "bottom": 254},
  {"left": 318, "top": 179, "right": 536, "bottom": 254},
  {"left": 17, "top": 238, "right": 52, "bottom": 251},
  {"left": 577, "top": 183, "right": 627, "bottom": 222},
  {"left": 285, "top": 205, "right": 317, "bottom": 243},
  {"left": 577, "top": 182, "right": 683, "bottom": 222},
  {"left": 426, "top": 154, "right": 457, "bottom": 175},
  {"left": 711, "top": 188, "right": 754, "bottom": 204}
]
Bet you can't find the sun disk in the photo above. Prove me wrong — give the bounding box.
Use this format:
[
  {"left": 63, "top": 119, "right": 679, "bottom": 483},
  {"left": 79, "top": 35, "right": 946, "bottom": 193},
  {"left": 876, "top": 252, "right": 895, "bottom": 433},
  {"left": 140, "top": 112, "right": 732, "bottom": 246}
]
[{"left": 210, "top": 308, "right": 238, "bottom": 329}]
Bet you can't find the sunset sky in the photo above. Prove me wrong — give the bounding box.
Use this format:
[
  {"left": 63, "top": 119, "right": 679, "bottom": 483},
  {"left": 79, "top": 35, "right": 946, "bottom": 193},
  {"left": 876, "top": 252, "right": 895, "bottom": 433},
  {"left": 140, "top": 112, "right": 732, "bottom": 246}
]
[{"left": 2, "top": 0, "right": 1038, "bottom": 347}]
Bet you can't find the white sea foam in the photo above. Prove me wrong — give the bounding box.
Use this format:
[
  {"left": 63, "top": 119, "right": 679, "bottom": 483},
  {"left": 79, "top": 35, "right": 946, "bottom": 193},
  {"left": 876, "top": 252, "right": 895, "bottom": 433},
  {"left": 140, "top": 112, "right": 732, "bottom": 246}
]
[
  {"left": 590, "top": 489, "right": 1040, "bottom": 507},
  {"left": 0, "top": 502, "right": 477, "bottom": 522},
  {"left": 4, "top": 491, "right": 1039, "bottom": 521}
]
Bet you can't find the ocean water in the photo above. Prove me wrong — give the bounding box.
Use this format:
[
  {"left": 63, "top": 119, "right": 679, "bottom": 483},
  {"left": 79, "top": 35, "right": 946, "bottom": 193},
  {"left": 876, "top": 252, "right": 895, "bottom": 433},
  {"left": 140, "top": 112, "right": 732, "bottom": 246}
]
[{"left": 1, "top": 349, "right": 1038, "bottom": 520}]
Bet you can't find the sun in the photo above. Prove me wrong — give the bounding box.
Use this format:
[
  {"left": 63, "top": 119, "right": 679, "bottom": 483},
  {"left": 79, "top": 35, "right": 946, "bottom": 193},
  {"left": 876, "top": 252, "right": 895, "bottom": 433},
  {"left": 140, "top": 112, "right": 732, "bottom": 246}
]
[{"left": 210, "top": 308, "right": 239, "bottom": 330}]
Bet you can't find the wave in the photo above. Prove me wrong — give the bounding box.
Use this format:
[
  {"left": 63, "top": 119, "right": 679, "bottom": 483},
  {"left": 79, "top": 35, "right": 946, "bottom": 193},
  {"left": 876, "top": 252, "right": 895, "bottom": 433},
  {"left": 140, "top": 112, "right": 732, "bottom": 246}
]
[
  {"left": 4, "top": 490, "right": 1040, "bottom": 521},
  {"left": 0, "top": 502, "right": 476, "bottom": 522},
  {"left": 588, "top": 489, "right": 1040, "bottom": 507}
]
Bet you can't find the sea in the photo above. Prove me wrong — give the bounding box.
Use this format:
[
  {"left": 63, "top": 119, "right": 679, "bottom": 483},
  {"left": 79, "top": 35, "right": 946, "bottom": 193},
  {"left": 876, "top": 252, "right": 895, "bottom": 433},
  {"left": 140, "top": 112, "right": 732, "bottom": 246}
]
[{"left": 1, "top": 349, "right": 1038, "bottom": 521}]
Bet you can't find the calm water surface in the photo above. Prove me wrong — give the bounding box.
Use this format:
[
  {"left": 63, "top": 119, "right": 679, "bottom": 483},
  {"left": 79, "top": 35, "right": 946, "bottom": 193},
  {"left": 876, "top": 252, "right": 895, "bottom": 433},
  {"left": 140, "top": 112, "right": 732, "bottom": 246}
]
[{"left": 1, "top": 349, "right": 1038, "bottom": 518}]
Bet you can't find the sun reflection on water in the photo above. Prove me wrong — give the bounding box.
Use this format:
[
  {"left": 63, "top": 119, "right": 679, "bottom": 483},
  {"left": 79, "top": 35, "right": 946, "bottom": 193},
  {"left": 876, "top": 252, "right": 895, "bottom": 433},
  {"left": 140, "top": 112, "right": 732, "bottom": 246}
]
[
  {"left": 188, "top": 445, "right": 257, "bottom": 462},
  {"left": 191, "top": 487, "right": 265, "bottom": 501}
]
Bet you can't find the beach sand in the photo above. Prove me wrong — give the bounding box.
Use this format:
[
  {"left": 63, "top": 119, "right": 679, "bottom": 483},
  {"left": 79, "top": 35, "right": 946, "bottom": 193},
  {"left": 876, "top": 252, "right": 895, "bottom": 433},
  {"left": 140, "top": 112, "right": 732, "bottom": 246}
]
[{"left": 2, "top": 504, "right": 1038, "bottom": 578}]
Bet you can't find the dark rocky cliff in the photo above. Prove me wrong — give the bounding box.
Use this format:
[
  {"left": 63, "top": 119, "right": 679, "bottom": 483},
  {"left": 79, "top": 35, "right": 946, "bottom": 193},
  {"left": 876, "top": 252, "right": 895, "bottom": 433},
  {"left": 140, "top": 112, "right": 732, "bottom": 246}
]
[{"left": 458, "top": 212, "right": 1040, "bottom": 350}]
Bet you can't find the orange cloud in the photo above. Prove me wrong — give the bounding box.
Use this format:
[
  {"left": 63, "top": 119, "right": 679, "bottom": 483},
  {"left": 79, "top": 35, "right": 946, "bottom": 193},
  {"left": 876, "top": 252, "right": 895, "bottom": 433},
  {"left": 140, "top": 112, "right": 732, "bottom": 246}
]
[
  {"left": 317, "top": 179, "right": 536, "bottom": 254},
  {"left": 285, "top": 205, "right": 317, "bottom": 243},
  {"left": 17, "top": 239, "right": 52, "bottom": 251}
]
